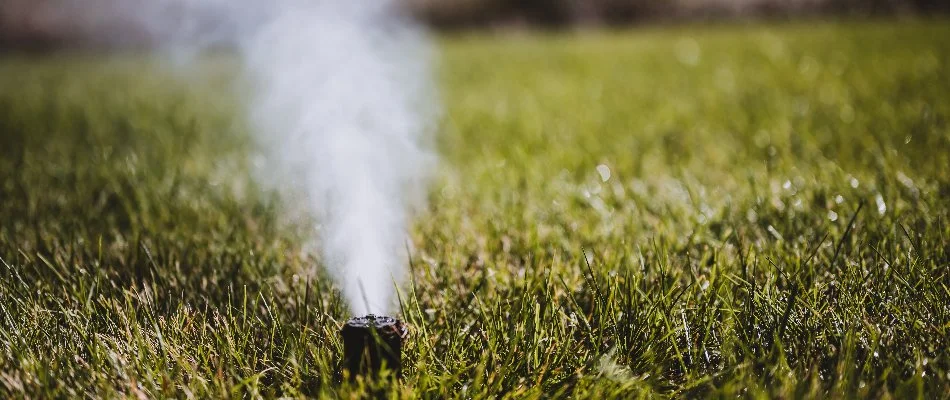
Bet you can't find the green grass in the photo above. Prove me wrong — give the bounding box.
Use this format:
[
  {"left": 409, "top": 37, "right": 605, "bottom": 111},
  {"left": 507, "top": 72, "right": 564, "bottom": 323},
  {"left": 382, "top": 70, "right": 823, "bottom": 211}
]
[{"left": 1, "top": 19, "right": 949, "bottom": 398}]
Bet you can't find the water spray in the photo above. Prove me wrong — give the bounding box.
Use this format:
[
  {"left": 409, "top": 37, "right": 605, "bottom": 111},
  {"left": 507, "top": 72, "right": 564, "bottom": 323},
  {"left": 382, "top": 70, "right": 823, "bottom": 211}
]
[{"left": 58, "top": 0, "right": 434, "bottom": 379}]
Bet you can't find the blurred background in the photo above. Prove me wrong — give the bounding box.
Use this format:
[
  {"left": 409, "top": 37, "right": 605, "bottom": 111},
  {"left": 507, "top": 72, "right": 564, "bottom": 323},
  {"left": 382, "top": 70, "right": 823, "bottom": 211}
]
[{"left": 2, "top": 0, "right": 948, "bottom": 51}]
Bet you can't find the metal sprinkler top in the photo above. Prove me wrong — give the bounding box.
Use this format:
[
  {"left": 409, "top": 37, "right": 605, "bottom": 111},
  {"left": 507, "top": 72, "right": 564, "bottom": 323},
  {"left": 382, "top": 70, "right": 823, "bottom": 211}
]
[
  {"left": 340, "top": 314, "right": 409, "bottom": 380},
  {"left": 343, "top": 314, "right": 405, "bottom": 331}
]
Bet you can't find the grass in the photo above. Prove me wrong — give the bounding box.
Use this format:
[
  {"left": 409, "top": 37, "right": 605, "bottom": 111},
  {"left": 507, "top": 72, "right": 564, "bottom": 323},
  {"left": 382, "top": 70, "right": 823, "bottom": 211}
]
[{"left": 1, "top": 19, "right": 949, "bottom": 398}]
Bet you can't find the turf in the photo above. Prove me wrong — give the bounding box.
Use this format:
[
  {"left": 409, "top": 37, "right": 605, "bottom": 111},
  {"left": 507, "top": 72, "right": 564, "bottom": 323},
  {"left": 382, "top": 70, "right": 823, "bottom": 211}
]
[{"left": 1, "top": 19, "right": 949, "bottom": 398}]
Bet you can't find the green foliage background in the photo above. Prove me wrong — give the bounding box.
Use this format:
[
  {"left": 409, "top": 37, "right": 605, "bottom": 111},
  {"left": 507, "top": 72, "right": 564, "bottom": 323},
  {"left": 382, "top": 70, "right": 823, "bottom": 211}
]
[{"left": 0, "top": 20, "right": 948, "bottom": 398}]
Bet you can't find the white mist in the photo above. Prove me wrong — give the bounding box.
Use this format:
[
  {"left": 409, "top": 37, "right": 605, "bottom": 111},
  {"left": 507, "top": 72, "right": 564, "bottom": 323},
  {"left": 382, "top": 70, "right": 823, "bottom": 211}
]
[
  {"left": 243, "top": 1, "right": 435, "bottom": 315},
  {"left": 67, "top": 0, "right": 437, "bottom": 315}
]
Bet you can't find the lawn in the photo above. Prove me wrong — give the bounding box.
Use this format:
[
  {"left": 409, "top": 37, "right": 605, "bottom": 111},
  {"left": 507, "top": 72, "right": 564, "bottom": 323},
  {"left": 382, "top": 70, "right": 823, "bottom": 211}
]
[{"left": 1, "top": 19, "right": 948, "bottom": 398}]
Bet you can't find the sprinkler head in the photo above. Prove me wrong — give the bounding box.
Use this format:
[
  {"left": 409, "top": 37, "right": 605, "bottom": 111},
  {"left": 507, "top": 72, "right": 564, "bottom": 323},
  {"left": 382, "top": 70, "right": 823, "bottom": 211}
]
[{"left": 340, "top": 314, "right": 408, "bottom": 380}]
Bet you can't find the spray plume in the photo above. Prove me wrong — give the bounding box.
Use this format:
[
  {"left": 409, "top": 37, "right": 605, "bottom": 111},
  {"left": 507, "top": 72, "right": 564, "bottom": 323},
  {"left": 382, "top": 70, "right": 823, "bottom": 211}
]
[
  {"left": 57, "top": 0, "right": 436, "bottom": 315},
  {"left": 243, "top": 1, "right": 435, "bottom": 315}
]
